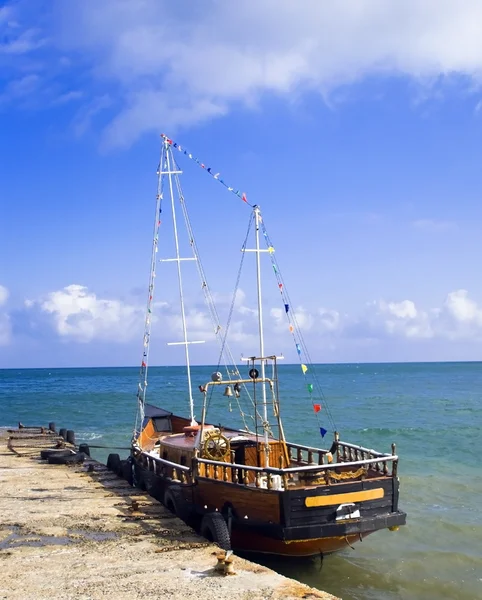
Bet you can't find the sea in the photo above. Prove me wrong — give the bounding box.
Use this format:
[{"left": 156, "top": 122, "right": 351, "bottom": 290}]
[{"left": 1, "top": 362, "right": 481, "bottom": 600}]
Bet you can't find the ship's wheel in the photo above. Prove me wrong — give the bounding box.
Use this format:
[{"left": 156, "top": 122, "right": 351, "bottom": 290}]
[{"left": 202, "top": 431, "right": 230, "bottom": 461}]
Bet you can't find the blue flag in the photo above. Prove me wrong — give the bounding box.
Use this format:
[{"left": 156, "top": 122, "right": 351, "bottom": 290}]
[{"left": 320, "top": 427, "right": 327, "bottom": 438}]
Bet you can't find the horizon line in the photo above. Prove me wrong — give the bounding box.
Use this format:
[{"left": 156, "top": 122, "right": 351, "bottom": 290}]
[{"left": 1, "top": 359, "right": 482, "bottom": 371}]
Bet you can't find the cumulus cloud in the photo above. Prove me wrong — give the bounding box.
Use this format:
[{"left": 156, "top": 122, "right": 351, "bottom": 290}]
[
  {"left": 14, "top": 284, "right": 482, "bottom": 355},
  {"left": 5, "top": 1, "right": 482, "bottom": 145},
  {"left": 0, "top": 284, "right": 11, "bottom": 346},
  {"left": 26, "top": 284, "right": 145, "bottom": 343}
]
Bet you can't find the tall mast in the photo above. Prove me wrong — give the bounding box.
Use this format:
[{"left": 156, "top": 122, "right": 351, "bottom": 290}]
[
  {"left": 164, "top": 139, "right": 196, "bottom": 424},
  {"left": 135, "top": 142, "right": 165, "bottom": 434},
  {"left": 242, "top": 205, "right": 270, "bottom": 466},
  {"left": 255, "top": 206, "right": 270, "bottom": 467}
]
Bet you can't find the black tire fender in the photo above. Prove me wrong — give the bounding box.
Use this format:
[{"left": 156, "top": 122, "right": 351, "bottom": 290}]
[
  {"left": 58, "top": 428, "right": 67, "bottom": 440},
  {"left": 66, "top": 430, "right": 75, "bottom": 445},
  {"left": 120, "top": 459, "right": 133, "bottom": 485},
  {"left": 78, "top": 443, "right": 90, "bottom": 457},
  {"left": 40, "top": 449, "right": 73, "bottom": 461},
  {"left": 48, "top": 452, "right": 87, "bottom": 465},
  {"left": 164, "top": 486, "right": 192, "bottom": 522},
  {"left": 200, "top": 512, "right": 231, "bottom": 550},
  {"left": 106, "top": 453, "right": 121, "bottom": 473},
  {"left": 48, "top": 422, "right": 56, "bottom": 433}
]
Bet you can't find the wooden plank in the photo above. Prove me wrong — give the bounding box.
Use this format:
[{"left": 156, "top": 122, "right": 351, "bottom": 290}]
[{"left": 195, "top": 479, "right": 281, "bottom": 521}]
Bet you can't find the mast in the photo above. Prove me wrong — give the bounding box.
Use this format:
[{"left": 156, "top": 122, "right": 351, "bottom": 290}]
[
  {"left": 243, "top": 205, "right": 270, "bottom": 467},
  {"left": 164, "top": 139, "right": 197, "bottom": 424},
  {"left": 254, "top": 207, "right": 270, "bottom": 468},
  {"left": 135, "top": 143, "right": 164, "bottom": 434}
]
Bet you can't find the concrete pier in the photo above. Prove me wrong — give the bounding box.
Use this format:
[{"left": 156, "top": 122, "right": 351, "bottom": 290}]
[{"left": 0, "top": 428, "right": 339, "bottom": 600}]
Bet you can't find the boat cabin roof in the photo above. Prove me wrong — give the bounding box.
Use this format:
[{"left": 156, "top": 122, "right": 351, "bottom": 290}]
[{"left": 159, "top": 429, "right": 277, "bottom": 450}]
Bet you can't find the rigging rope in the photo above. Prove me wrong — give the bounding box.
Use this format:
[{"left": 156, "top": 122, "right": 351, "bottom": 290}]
[
  {"left": 161, "top": 134, "right": 254, "bottom": 207},
  {"left": 259, "top": 218, "right": 337, "bottom": 434},
  {"left": 170, "top": 148, "right": 256, "bottom": 430},
  {"left": 134, "top": 145, "right": 165, "bottom": 437}
]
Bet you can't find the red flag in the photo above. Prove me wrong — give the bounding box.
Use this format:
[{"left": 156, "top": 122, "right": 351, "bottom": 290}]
[
  {"left": 141, "top": 361, "right": 147, "bottom": 368},
  {"left": 313, "top": 404, "right": 322, "bottom": 413},
  {"left": 242, "top": 192, "right": 247, "bottom": 203}
]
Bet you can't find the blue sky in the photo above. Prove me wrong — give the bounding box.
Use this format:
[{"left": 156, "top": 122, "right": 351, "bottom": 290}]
[{"left": 1, "top": 0, "right": 482, "bottom": 368}]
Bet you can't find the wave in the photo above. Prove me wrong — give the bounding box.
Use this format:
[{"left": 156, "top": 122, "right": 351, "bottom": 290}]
[{"left": 75, "top": 432, "right": 103, "bottom": 441}]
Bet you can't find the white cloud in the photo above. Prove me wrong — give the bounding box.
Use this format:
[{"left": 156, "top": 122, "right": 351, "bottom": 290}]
[
  {"left": 27, "top": 284, "right": 144, "bottom": 343},
  {"left": 16, "top": 283, "right": 482, "bottom": 354},
  {"left": 1, "top": 0, "right": 475, "bottom": 146},
  {"left": 0, "top": 284, "right": 11, "bottom": 346},
  {"left": 412, "top": 219, "right": 456, "bottom": 232}
]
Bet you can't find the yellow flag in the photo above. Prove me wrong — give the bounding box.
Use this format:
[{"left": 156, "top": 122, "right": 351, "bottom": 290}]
[
  {"left": 268, "top": 246, "right": 275, "bottom": 254},
  {"left": 301, "top": 364, "right": 308, "bottom": 374}
]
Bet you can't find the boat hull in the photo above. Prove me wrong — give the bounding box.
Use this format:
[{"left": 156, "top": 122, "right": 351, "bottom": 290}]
[{"left": 131, "top": 455, "right": 406, "bottom": 557}]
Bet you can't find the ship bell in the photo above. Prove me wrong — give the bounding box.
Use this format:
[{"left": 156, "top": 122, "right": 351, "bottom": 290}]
[{"left": 223, "top": 385, "right": 233, "bottom": 397}]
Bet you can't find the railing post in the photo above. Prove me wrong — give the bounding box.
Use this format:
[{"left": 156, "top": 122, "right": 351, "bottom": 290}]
[
  {"left": 308, "top": 450, "right": 314, "bottom": 464},
  {"left": 392, "top": 444, "right": 398, "bottom": 476}
]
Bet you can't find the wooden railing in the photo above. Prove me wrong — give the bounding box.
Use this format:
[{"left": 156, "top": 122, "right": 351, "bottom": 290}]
[
  {"left": 135, "top": 449, "right": 193, "bottom": 484},
  {"left": 135, "top": 438, "right": 398, "bottom": 490}
]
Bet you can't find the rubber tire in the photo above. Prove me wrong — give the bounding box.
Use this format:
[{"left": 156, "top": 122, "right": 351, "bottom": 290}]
[
  {"left": 48, "top": 422, "right": 56, "bottom": 433},
  {"left": 78, "top": 443, "right": 90, "bottom": 457},
  {"left": 40, "top": 448, "right": 73, "bottom": 461},
  {"left": 121, "top": 460, "right": 133, "bottom": 485},
  {"left": 48, "top": 452, "right": 87, "bottom": 465},
  {"left": 164, "top": 486, "right": 192, "bottom": 523},
  {"left": 66, "top": 430, "right": 75, "bottom": 445},
  {"left": 58, "top": 428, "right": 67, "bottom": 440},
  {"left": 107, "top": 453, "right": 121, "bottom": 473},
  {"left": 200, "top": 512, "right": 231, "bottom": 550}
]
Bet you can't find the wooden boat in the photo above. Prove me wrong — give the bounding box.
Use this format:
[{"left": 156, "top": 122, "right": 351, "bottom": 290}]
[{"left": 129, "top": 134, "right": 406, "bottom": 557}]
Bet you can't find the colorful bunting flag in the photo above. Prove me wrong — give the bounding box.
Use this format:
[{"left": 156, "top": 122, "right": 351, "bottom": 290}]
[
  {"left": 307, "top": 384, "right": 313, "bottom": 393},
  {"left": 313, "top": 403, "right": 321, "bottom": 412},
  {"left": 301, "top": 364, "right": 308, "bottom": 374},
  {"left": 161, "top": 134, "right": 253, "bottom": 206},
  {"left": 320, "top": 427, "right": 327, "bottom": 438},
  {"left": 296, "top": 343, "right": 301, "bottom": 355},
  {"left": 284, "top": 304, "right": 289, "bottom": 313}
]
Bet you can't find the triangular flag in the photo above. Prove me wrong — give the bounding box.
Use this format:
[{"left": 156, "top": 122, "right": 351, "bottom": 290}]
[
  {"left": 289, "top": 325, "right": 294, "bottom": 332},
  {"left": 307, "top": 384, "right": 313, "bottom": 393},
  {"left": 141, "top": 361, "right": 147, "bottom": 368},
  {"left": 301, "top": 364, "right": 308, "bottom": 374},
  {"left": 320, "top": 427, "right": 327, "bottom": 438},
  {"left": 296, "top": 343, "right": 301, "bottom": 355},
  {"left": 313, "top": 403, "right": 321, "bottom": 412},
  {"left": 284, "top": 303, "right": 289, "bottom": 313}
]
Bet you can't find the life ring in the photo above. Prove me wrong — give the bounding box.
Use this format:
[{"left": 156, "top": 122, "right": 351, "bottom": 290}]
[
  {"left": 183, "top": 425, "right": 201, "bottom": 437},
  {"left": 183, "top": 424, "right": 215, "bottom": 437}
]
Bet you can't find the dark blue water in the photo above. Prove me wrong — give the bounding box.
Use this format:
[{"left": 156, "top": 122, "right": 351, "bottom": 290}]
[{"left": 1, "top": 362, "right": 481, "bottom": 600}]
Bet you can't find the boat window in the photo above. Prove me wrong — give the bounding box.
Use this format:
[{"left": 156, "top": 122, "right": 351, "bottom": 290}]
[{"left": 152, "top": 416, "right": 172, "bottom": 432}]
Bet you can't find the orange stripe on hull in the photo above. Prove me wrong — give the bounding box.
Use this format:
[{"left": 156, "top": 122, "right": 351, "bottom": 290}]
[
  {"left": 231, "top": 529, "right": 374, "bottom": 557},
  {"left": 305, "top": 487, "right": 384, "bottom": 507}
]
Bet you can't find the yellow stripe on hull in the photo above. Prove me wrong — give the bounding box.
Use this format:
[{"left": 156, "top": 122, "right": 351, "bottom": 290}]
[{"left": 305, "top": 487, "right": 384, "bottom": 507}]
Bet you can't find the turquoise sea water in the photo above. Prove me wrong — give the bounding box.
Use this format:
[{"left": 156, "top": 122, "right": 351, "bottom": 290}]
[{"left": 1, "top": 362, "right": 481, "bottom": 600}]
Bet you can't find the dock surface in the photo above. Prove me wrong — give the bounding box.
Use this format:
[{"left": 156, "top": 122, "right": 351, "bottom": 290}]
[{"left": 0, "top": 428, "right": 339, "bottom": 600}]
